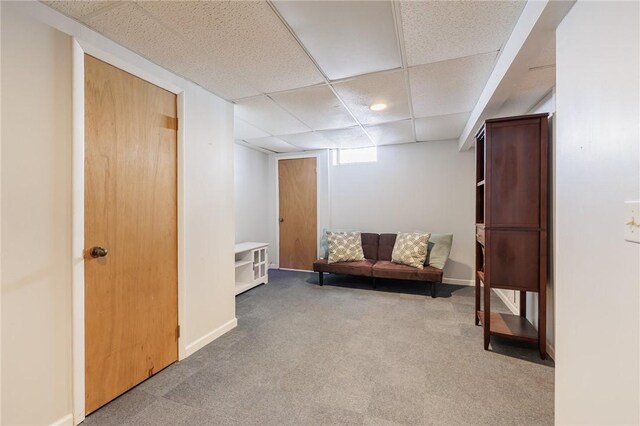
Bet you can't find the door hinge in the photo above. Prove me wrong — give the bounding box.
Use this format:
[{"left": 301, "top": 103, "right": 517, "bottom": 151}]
[{"left": 177, "top": 325, "right": 181, "bottom": 339}]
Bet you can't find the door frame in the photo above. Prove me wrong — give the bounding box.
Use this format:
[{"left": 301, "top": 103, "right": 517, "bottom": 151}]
[
  {"left": 274, "top": 152, "right": 324, "bottom": 271},
  {"left": 71, "top": 38, "right": 186, "bottom": 425}
]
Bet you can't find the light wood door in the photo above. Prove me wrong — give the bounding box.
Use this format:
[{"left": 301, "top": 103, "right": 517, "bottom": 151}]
[
  {"left": 84, "top": 55, "right": 178, "bottom": 414},
  {"left": 278, "top": 158, "right": 317, "bottom": 270}
]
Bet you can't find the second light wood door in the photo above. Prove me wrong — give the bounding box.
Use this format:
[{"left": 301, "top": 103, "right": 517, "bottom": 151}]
[
  {"left": 279, "top": 158, "right": 317, "bottom": 270},
  {"left": 84, "top": 55, "right": 178, "bottom": 414}
]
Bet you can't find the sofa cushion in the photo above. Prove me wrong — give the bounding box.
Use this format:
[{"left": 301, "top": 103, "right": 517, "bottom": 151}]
[
  {"left": 392, "top": 232, "right": 431, "bottom": 269},
  {"left": 360, "top": 233, "right": 379, "bottom": 260},
  {"left": 313, "top": 259, "right": 375, "bottom": 276},
  {"left": 327, "top": 231, "right": 365, "bottom": 263},
  {"left": 378, "top": 233, "right": 397, "bottom": 261},
  {"left": 372, "top": 261, "right": 443, "bottom": 282}
]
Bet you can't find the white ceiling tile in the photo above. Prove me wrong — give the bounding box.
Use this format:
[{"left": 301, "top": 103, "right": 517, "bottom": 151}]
[
  {"left": 415, "top": 112, "right": 470, "bottom": 142},
  {"left": 83, "top": 4, "right": 193, "bottom": 73},
  {"left": 82, "top": 2, "right": 259, "bottom": 100},
  {"left": 332, "top": 70, "right": 411, "bottom": 125},
  {"left": 400, "top": 1, "right": 526, "bottom": 66},
  {"left": 245, "top": 136, "right": 300, "bottom": 153},
  {"left": 318, "top": 127, "right": 373, "bottom": 149},
  {"left": 409, "top": 52, "right": 498, "bottom": 118},
  {"left": 234, "top": 117, "right": 270, "bottom": 140},
  {"left": 364, "top": 120, "right": 415, "bottom": 146},
  {"left": 186, "top": 61, "right": 260, "bottom": 100},
  {"left": 235, "top": 95, "right": 310, "bottom": 136},
  {"left": 273, "top": 1, "right": 401, "bottom": 80},
  {"left": 270, "top": 85, "right": 357, "bottom": 131},
  {"left": 279, "top": 132, "right": 337, "bottom": 150},
  {"left": 138, "top": 1, "right": 324, "bottom": 95},
  {"left": 161, "top": 47, "right": 260, "bottom": 100},
  {"left": 42, "top": 1, "right": 119, "bottom": 20}
]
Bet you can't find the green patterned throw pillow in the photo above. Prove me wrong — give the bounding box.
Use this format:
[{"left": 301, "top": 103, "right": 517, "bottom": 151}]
[
  {"left": 327, "top": 231, "right": 365, "bottom": 264},
  {"left": 392, "top": 232, "right": 431, "bottom": 269}
]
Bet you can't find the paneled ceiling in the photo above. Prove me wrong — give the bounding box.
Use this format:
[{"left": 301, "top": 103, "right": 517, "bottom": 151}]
[{"left": 43, "top": 0, "right": 555, "bottom": 153}]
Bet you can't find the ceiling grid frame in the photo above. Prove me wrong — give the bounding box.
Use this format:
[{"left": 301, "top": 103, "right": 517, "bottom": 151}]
[
  {"left": 264, "top": 0, "right": 378, "bottom": 147},
  {"left": 391, "top": 0, "right": 417, "bottom": 144},
  {"left": 135, "top": 0, "right": 322, "bottom": 98},
  {"left": 41, "top": 0, "right": 551, "bottom": 153},
  {"left": 134, "top": 2, "right": 194, "bottom": 47},
  {"left": 264, "top": 88, "right": 354, "bottom": 133},
  {"left": 44, "top": 0, "right": 254, "bottom": 102},
  {"left": 76, "top": 1, "right": 124, "bottom": 21}
]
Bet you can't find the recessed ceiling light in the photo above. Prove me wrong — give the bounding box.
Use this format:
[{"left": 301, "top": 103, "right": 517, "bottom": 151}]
[{"left": 369, "top": 103, "right": 387, "bottom": 111}]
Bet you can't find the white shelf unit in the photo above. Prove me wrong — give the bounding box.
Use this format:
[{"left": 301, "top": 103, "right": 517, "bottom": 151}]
[{"left": 234, "top": 242, "right": 269, "bottom": 295}]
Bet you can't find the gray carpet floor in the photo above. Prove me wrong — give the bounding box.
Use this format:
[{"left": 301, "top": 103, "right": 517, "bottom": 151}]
[{"left": 84, "top": 270, "right": 554, "bottom": 425}]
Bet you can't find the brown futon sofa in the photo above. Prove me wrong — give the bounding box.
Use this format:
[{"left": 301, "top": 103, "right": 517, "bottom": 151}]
[{"left": 313, "top": 233, "right": 444, "bottom": 298}]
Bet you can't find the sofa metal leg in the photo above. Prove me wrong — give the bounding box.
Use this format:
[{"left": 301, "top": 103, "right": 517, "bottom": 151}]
[
  {"left": 319, "top": 272, "right": 324, "bottom": 286},
  {"left": 372, "top": 277, "right": 377, "bottom": 289},
  {"left": 431, "top": 282, "right": 437, "bottom": 298}
]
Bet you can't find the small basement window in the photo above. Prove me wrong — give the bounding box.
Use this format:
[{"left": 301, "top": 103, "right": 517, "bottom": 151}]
[{"left": 332, "top": 147, "right": 377, "bottom": 165}]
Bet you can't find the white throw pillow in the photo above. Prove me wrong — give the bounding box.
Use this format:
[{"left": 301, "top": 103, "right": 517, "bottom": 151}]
[
  {"left": 392, "top": 232, "right": 431, "bottom": 269},
  {"left": 327, "top": 231, "right": 365, "bottom": 264}
]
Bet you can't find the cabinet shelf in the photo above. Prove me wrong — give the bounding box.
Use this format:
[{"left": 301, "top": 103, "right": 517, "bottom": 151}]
[
  {"left": 476, "top": 311, "right": 538, "bottom": 342},
  {"left": 234, "top": 260, "right": 252, "bottom": 268}
]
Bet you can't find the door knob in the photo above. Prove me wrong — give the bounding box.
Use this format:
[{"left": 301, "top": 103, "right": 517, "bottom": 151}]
[
  {"left": 279, "top": 218, "right": 284, "bottom": 223},
  {"left": 89, "top": 246, "right": 108, "bottom": 258}
]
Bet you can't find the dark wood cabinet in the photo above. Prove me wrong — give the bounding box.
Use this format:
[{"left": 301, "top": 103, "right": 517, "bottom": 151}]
[{"left": 474, "top": 113, "right": 548, "bottom": 359}]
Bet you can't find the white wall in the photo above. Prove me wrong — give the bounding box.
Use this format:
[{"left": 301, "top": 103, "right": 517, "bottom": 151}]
[
  {"left": 1, "top": 2, "right": 236, "bottom": 425},
  {"left": 1, "top": 8, "right": 73, "bottom": 425},
  {"left": 555, "top": 2, "right": 640, "bottom": 424},
  {"left": 181, "top": 81, "right": 236, "bottom": 355},
  {"left": 266, "top": 143, "right": 475, "bottom": 282},
  {"left": 234, "top": 144, "right": 270, "bottom": 249},
  {"left": 328, "top": 141, "right": 475, "bottom": 282}
]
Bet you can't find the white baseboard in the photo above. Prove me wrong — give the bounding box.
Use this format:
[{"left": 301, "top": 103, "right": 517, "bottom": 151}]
[
  {"left": 495, "top": 288, "right": 519, "bottom": 314},
  {"left": 50, "top": 413, "right": 74, "bottom": 426},
  {"left": 442, "top": 277, "right": 474, "bottom": 286},
  {"left": 279, "top": 267, "right": 313, "bottom": 272},
  {"left": 184, "top": 318, "right": 237, "bottom": 358}
]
